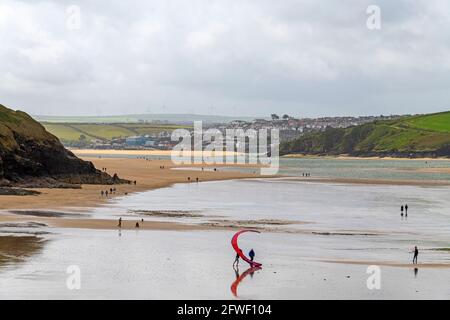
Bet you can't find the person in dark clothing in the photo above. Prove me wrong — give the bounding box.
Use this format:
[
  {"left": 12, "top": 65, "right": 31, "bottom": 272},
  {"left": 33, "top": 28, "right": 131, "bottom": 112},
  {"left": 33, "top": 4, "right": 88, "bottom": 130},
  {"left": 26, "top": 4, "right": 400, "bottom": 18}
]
[
  {"left": 118, "top": 217, "right": 122, "bottom": 228},
  {"left": 405, "top": 204, "right": 409, "bottom": 216},
  {"left": 413, "top": 246, "right": 419, "bottom": 264},
  {"left": 233, "top": 249, "right": 243, "bottom": 267},
  {"left": 249, "top": 249, "right": 255, "bottom": 262},
  {"left": 233, "top": 253, "right": 240, "bottom": 266},
  {"left": 401, "top": 205, "right": 404, "bottom": 216}
]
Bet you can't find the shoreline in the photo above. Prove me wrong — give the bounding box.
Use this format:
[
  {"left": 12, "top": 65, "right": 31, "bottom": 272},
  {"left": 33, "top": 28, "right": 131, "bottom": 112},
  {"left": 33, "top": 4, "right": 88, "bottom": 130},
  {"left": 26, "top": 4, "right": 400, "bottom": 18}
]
[
  {"left": 69, "top": 148, "right": 245, "bottom": 157},
  {"left": 282, "top": 154, "right": 450, "bottom": 161},
  {"left": 0, "top": 156, "right": 260, "bottom": 211},
  {"left": 1, "top": 150, "right": 449, "bottom": 234},
  {"left": 279, "top": 176, "right": 450, "bottom": 187},
  {"left": 321, "top": 259, "right": 450, "bottom": 269}
]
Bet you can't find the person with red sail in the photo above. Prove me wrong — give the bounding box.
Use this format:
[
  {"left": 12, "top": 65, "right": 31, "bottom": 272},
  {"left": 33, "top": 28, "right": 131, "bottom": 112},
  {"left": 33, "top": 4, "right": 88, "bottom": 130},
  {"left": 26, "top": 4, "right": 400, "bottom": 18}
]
[
  {"left": 233, "top": 249, "right": 242, "bottom": 267},
  {"left": 231, "top": 230, "right": 262, "bottom": 268}
]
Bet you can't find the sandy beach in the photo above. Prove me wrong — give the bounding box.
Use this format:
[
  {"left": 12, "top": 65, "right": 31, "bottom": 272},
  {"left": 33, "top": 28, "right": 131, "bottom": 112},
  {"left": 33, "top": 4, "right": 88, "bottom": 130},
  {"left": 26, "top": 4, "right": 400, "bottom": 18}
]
[
  {"left": 1, "top": 152, "right": 450, "bottom": 299},
  {"left": 0, "top": 154, "right": 264, "bottom": 231},
  {"left": 0, "top": 156, "right": 259, "bottom": 211}
]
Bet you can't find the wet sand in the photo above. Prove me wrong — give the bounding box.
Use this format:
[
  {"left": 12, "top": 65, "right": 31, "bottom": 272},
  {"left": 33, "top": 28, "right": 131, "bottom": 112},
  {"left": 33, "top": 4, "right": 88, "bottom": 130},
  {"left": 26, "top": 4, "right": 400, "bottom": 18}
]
[
  {"left": 2, "top": 154, "right": 450, "bottom": 298},
  {"left": 0, "top": 235, "right": 47, "bottom": 266},
  {"left": 283, "top": 154, "right": 450, "bottom": 161},
  {"left": 2, "top": 229, "right": 449, "bottom": 299},
  {"left": 322, "top": 259, "right": 450, "bottom": 269},
  {"left": 281, "top": 177, "right": 450, "bottom": 186},
  {"left": 0, "top": 213, "right": 308, "bottom": 233}
]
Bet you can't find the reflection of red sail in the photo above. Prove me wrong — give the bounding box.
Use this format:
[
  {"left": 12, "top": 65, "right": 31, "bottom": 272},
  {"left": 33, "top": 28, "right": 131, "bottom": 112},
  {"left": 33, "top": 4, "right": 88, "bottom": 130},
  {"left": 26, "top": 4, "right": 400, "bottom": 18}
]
[
  {"left": 231, "top": 266, "right": 262, "bottom": 297},
  {"left": 231, "top": 230, "right": 262, "bottom": 267}
]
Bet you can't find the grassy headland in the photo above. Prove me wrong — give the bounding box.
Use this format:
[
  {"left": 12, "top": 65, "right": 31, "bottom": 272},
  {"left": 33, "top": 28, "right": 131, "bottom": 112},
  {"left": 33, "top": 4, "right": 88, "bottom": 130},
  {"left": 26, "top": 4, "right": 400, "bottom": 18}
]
[{"left": 281, "top": 111, "right": 450, "bottom": 158}]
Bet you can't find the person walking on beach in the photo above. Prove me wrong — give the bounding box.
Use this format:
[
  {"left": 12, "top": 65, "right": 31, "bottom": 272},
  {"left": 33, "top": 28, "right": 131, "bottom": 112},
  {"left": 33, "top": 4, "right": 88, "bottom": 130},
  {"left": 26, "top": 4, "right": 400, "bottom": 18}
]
[
  {"left": 401, "top": 205, "right": 404, "bottom": 216},
  {"left": 413, "top": 246, "right": 419, "bottom": 264},
  {"left": 405, "top": 204, "right": 409, "bottom": 216},
  {"left": 233, "top": 249, "right": 242, "bottom": 266},
  {"left": 249, "top": 249, "right": 255, "bottom": 262},
  {"left": 233, "top": 253, "right": 240, "bottom": 266},
  {"left": 101, "top": 190, "right": 104, "bottom": 197},
  {"left": 118, "top": 217, "right": 122, "bottom": 228}
]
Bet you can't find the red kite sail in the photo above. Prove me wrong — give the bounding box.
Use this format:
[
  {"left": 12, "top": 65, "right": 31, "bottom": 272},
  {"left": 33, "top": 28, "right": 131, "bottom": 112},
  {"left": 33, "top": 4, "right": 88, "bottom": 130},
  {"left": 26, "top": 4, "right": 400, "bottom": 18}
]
[{"left": 231, "top": 230, "right": 262, "bottom": 267}]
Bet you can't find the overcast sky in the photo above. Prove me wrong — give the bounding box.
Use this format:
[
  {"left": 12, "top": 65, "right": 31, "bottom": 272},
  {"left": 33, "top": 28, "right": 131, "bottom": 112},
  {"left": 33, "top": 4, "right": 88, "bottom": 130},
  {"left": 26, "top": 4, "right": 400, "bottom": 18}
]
[{"left": 1, "top": 0, "right": 450, "bottom": 117}]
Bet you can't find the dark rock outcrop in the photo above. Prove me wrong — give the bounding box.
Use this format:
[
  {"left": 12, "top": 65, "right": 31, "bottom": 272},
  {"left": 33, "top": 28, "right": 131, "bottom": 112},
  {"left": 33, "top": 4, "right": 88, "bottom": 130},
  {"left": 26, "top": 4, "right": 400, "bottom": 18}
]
[{"left": 0, "top": 104, "right": 127, "bottom": 188}]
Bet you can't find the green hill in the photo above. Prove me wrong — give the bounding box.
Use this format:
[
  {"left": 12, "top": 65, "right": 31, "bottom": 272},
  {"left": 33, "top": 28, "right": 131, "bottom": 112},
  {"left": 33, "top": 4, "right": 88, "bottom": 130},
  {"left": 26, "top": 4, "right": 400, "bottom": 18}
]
[
  {"left": 280, "top": 111, "right": 450, "bottom": 158},
  {"left": 0, "top": 104, "right": 125, "bottom": 188},
  {"left": 42, "top": 122, "right": 191, "bottom": 144}
]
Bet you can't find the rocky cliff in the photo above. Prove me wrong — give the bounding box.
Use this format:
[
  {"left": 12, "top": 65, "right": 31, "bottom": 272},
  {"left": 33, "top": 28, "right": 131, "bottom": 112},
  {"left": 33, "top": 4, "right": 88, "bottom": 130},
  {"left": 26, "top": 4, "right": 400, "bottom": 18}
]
[{"left": 0, "top": 104, "right": 126, "bottom": 190}]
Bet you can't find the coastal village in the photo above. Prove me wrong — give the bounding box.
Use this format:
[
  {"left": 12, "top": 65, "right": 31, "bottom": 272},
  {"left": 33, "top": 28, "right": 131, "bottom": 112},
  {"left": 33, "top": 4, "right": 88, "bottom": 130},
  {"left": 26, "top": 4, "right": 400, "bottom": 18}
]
[{"left": 59, "top": 114, "right": 403, "bottom": 150}]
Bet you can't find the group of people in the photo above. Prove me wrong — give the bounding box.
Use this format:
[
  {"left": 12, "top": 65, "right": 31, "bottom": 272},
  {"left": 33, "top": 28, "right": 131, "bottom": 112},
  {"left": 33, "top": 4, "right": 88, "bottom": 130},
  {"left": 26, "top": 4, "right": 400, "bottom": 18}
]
[
  {"left": 187, "top": 177, "right": 200, "bottom": 182},
  {"left": 233, "top": 249, "right": 256, "bottom": 267},
  {"left": 301, "top": 173, "right": 311, "bottom": 177},
  {"left": 101, "top": 187, "right": 117, "bottom": 197},
  {"left": 399, "top": 204, "right": 420, "bottom": 263},
  {"left": 117, "top": 217, "right": 144, "bottom": 229}
]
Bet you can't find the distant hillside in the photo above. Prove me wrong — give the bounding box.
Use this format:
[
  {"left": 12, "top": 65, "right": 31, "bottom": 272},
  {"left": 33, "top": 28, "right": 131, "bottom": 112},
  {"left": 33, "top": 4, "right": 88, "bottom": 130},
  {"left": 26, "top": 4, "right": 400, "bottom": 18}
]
[
  {"left": 280, "top": 111, "right": 450, "bottom": 158},
  {"left": 42, "top": 122, "right": 191, "bottom": 144},
  {"left": 0, "top": 104, "right": 125, "bottom": 190},
  {"left": 35, "top": 113, "right": 259, "bottom": 124}
]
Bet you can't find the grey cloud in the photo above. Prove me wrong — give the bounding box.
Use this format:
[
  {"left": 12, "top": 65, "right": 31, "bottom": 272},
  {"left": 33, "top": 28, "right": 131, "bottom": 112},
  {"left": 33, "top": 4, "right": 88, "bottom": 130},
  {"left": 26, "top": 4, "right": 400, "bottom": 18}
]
[{"left": 0, "top": 0, "right": 449, "bottom": 117}]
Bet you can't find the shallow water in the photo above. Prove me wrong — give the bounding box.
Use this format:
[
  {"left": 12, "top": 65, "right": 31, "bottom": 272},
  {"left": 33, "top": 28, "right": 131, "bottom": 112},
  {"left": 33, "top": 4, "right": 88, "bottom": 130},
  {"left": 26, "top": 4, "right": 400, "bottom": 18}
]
[
  {"left": 80, "top": 153, "right": 450, "bottom": 181},
  {"left": 96, "top": 179, "right": 450, "bottom": 239},
  {"left": 1, "top": 229, "right": 449, "bottom": 299},
  {"left": 1, "top": 157, "right": 450, "bottom": 299}
]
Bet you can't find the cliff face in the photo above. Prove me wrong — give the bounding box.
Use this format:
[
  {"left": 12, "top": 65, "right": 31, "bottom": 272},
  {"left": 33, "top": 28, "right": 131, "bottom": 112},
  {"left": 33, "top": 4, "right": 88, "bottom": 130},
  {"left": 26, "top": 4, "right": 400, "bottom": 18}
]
[{"left": 0, "top": 104, "right": 124, "bottom": 187}]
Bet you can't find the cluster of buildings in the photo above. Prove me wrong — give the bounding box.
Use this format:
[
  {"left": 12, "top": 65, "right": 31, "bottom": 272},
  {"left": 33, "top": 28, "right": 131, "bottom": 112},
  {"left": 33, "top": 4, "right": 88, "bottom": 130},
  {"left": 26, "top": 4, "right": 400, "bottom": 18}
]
[
  {"left": 66, "top": 114, "right": 404, "bottom": 149},
  {"left": 216, "top": 114, "right": 403, "bottom": 142},
  {"left": 87, "top": 131, "right": 176, "bottom": 150}
]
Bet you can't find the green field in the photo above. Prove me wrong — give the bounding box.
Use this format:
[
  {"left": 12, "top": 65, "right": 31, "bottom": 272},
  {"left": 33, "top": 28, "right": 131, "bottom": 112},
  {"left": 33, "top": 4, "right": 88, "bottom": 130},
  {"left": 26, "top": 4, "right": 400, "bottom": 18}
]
[
  {"left": 281, "top": 111, "right": 450, "bottom": 157},
  {"left": 42, "top": 122, "right": 191, "bottom": 143},
  {"left": 400, "top": 112, "right": 450, "bottom": 133}
]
